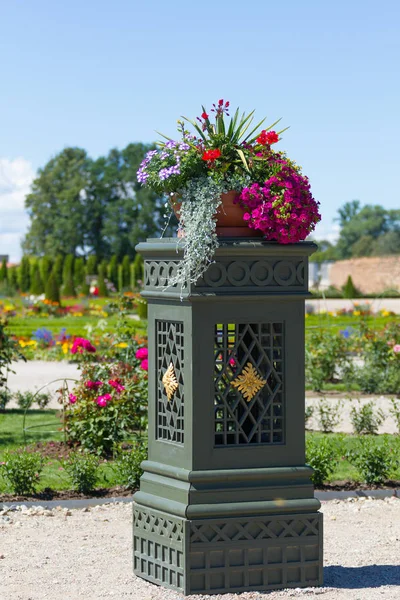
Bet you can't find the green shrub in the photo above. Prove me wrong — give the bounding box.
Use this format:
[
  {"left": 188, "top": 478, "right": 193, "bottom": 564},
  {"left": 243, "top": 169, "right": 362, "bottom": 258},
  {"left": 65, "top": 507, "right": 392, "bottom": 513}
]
[
  {"left": 14, "top": 390, "right": 51, "bottom": 410},
  {"left": 350, "top": 400, "right": 385, "bottom": 435},
  {"left": 0, "top": 389, "right": 12, "bottom": 411},
  {"left": 97, "top": 273, "right": 108, "bottom": 297},
  {"left": 389, "top": 398, "right": 400, "bottom": 434},
  {"left": 39, "top": 256, "right": 52, "bottom": 283},
  {"left": 30, "top": 262, "right": 44, "bottom": 295},
  {"left": 342, "top": 275, "right": 361, "bottom": 299},
  {"left": 52, "top": 255, "right": 64, "bottom": 286},
  {"left": 305, "top": 330, "right": 353, "bottom": 391},
  {"left": 305, "top": 405, "right": 314, "bottom": 429},
  {"left": 0, "top": 280, "right": 17, "bottom": 297},
  {"left": 45, "top": 272, "right": 61, "bottom": 304},
  {"left": 64, "top": 359, "right": 148, "bottom": 456},
  {"left": 306, "top": 437, "right": 338, "bottom": 487},
  {"left": 86, "top": 255, "right": 98, "bottom": 275},
  {"left": 136, "top": 297, "right": 148, "bottom": 320},
  {"left": 74, "top": 257, "right": 86, "bottom": 288},
  {"left": 113, "top": 441, "right": 148, "bottom": 490},
  {"left": 108, "top": 255, "right": 119, "bottom": 288},
  {"left": 133, "top": 253, "right": 144, "bottom": 286},
  {"left": 0, "top": 258, "right": 7, "bottom": 282},
  {"left": 122, "top": 255, "right": 131, "bottom": 289},
  {"left": 316, "top": 397, "right": 343, "bottom": 433},
  {"left": 18, "top": 256, "right": 31, "bottom": 292},
  {"left": 62, "top": 452, "right": 100, "bottom": 494},
  {"left": 346, "top": 438, "right": 399, "bottom": 484},
  {"left": 0, "top": 450, "right": 45, "bottom": 495}
]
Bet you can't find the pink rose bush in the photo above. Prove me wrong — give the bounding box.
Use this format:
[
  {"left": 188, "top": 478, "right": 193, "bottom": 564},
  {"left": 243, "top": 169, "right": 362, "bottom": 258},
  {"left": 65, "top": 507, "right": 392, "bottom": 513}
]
[{"left": 64, "top": 344, "right": 149, "bottom": 455}]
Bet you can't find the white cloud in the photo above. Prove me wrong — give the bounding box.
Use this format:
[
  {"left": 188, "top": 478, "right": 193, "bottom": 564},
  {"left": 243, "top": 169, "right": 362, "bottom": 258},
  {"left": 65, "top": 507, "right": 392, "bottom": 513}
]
[
  {"left": 0, "top": 157, "right": 35, "bottom": 261},
  {"left": 313, "top": 221, "right": 340, "bottom": 244}
]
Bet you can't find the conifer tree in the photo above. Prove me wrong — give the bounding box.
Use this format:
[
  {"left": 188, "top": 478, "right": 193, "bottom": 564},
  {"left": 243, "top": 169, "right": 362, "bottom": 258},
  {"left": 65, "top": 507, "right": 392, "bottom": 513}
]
[
  {"left": 18, "top": 256, "right": 31, "bottom": 292},
  {"left": 117, "top": 264, "right": 123, "bottom": 292},
  {"left": 74, "top": 257, "right": 86, "bottom": 288},
  {"left": 86, "top": 255, "right": 98, "bottom": 275},
  {"left": 9, "top": 266, "right": 19, "bottom": 290},
  {"left": 52, "top": 255, "right": 64, "bottom": 286},
  {"left": 342, "top": 275, "right": 360, "bottom": 299},
  {"left": 39, "top": 256, "right": 52, "bottom": 285},
  {"left": 108, "top": 255, "right": 119, "bottom": 288},
  {"left": 122, "top": 255, "right": 131, "bottom": 289},
  {"left": 133, "top": 253, "right": 144, "bottom": 287},
  {"left": 30, "top": 263, "right": 44, "bottom": 295},
  {"left": 0, "top": 258, "right": 7, "bottom": 282},
  {"left": 45, "top": 271, "right": 61, "bottom": 304}
]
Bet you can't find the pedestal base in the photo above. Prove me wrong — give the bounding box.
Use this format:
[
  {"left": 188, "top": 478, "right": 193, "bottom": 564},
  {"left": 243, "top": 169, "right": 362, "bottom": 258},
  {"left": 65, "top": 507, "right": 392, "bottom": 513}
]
[{"left": 133, "top": 504, "right": 323, "bottom": 595}]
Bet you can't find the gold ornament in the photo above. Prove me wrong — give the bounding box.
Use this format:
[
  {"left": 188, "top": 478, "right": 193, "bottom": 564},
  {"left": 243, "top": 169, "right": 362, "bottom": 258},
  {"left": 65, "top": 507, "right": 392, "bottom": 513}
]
[
  {"left": 231, "top": 362, "right": 266, "bottom": 401},
  {"left": 162, "top": 362, "right": 178, "bottom": 401}
]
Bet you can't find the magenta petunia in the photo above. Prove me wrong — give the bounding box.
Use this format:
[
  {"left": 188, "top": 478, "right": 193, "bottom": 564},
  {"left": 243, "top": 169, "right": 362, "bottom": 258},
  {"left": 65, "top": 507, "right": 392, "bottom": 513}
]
[
  {"left": 140, "top": 359, "right": 149, "bottom": 371},
  {"left": 135, "top": 347, "right": 148, "bottom": 360}
]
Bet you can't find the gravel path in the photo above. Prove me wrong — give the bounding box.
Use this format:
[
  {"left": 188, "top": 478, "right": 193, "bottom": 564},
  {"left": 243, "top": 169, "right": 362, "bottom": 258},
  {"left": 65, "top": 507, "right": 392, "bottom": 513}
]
[{"left": 1, "top": 498, "right": 399, "bottom": 600}]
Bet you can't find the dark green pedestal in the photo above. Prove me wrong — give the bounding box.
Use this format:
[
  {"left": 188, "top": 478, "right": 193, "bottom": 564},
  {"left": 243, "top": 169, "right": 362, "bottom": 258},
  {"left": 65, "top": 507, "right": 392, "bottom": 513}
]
[{"left": 133, "top": 239, "right": 323, "bottom": 595}]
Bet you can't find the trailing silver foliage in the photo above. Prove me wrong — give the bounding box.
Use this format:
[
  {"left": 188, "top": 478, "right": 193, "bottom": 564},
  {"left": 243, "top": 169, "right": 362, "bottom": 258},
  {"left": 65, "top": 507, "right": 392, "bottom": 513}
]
[{"left": 168, "top": 175, "right": 250, "bottom": 296}]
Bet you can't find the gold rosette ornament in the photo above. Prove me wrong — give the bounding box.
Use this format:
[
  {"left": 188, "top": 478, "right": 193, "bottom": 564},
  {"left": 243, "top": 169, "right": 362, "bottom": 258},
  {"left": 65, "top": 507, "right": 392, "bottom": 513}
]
[
  {"left": 231, "top": 362, "right": 266, "bottom": 401},
  {"left": 162, "top": 362, "right": 179, "bottom": 401}
]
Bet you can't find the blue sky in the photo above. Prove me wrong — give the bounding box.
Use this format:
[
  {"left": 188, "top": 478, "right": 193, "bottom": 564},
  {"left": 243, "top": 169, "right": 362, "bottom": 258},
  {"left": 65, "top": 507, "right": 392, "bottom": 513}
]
[{"left": 1, "top": 0, "right": 399, "bottom": 260}]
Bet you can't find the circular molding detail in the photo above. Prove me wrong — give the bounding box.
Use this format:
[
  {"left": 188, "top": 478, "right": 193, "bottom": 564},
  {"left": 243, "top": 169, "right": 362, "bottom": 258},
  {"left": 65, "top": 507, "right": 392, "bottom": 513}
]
[
  {"left": 203, "top": 262, "right": 227, "bottom": 287},
  {"left": 273, "top": 260, "right": 296, "bottom": 286},
  {"left": 148, "top": 262, "right": 159, "bottom": 286},
  {"left": 296, "top": 261, "right": 305, "bottom": 285},
  {"left": 250, "top": 261, "right": 273, "bottom": 286},
  {"left": 157, "top": 261, "right": 168, "bottom": 286},
  {"left": 227, "top": 261, "right": 251, "bottom": 287}
]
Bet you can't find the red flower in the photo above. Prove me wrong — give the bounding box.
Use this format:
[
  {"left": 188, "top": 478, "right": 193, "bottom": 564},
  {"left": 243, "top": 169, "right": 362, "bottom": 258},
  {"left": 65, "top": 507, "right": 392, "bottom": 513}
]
[
  {"left": 201, "top": 112, "right": 209, "bottom": 119},
  {"left": 257, "top": 130, "right": 279, "bottom": 145},
  {"left": 266, "top": 130, "right": 279, "bottom": 144},
  {"left": 218, "top": 99, "right": 223, "bottom": 106},
  {"left": 202, "top": 148, "right": 221, "bottom": 161}
]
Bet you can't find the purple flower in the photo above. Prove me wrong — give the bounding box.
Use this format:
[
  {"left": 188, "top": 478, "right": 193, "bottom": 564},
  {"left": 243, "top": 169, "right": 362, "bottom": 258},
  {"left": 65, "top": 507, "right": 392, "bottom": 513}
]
[{"left": 159, "top": 165, "right": 181, "bottom": 180}]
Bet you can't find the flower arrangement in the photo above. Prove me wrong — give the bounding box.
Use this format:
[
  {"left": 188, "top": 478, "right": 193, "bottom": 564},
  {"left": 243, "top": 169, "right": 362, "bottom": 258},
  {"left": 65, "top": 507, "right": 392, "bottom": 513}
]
[{"left": 137, "top": 99, "right": 321, "bottom": 287}]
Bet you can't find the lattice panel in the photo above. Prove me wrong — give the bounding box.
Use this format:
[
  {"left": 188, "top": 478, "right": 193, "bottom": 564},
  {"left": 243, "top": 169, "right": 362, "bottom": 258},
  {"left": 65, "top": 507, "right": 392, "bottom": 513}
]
[
  {"left": 156, "top": 321, "right": 184, "bottom": 444},
  {"left": 189, "top": 514, "right": 322, "bottom": 593},
  {"left": 133, "top": 506, "right": 185, "bottom": 591},
  {"left": 214, "top": 322, "right": 284, "bottom": 445}
]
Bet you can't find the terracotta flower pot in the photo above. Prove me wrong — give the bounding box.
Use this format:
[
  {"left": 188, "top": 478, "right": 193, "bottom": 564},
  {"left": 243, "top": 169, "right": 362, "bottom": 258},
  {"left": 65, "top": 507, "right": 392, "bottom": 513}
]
[{"left": 171, "top": 191, "right": 263, "bottom": 238}]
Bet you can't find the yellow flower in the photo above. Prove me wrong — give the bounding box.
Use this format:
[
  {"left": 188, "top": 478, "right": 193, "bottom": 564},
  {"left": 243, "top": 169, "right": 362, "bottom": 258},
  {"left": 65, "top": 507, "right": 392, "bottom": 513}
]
[
  {"left": 381, "top": 310, "right": 390, "bottom": 317},
  {"left": 27, "top": 340, "right": 37, "bottom": 347},
  {"left": 19, "top": 340, "right": 26, "bottom": 347},
  {"left": 116, "top": 342, "right": 128, "bottom": 348},
  {"left": 62, "top": 342, "right": 69, "bottom": 354},
  {"left": 353, "top": 310, "right": 361, "bottom": 316}
]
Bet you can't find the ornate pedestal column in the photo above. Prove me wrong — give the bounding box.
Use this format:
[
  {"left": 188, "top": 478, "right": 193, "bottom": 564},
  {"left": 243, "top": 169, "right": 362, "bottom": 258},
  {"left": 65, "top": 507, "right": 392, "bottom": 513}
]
[{"left": 133, "top": 239, "right": 323, "bottom": 595}]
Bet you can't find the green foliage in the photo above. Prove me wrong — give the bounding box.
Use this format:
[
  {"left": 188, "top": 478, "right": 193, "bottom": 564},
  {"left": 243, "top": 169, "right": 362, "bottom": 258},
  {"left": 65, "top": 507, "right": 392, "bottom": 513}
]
[
  {"left": 14, "top": 390, "right": 51, "bottom": 410},
  {"left": 133, "top": 253, "right": 144, "bottom": 286},
  {"left": 136, "top": 297, "right": 148, "bottom": 320},
  {"left": 306, "top": 437, "right": 339, "bottom": 487},
  {"left": 0, "top": 320, "right": 26, "bottom": 410},
  {"left": 108, "top": 255, "right": 119, "bottom": 288},
  {"left": 121, "top": 255, "right": 131, "bottom": 289},
  {"left": 350, "top": 400, "right": 385, "bottom": 435},
  {"left": 97, "top": 273, "right": 108, "bottom": 297},
  {"left": 8, "top": 266, "right": 19, "bottom": 290},
  {"left": 52, "top": 255, "right": 64, "bottom": 286},
  {"left": 18, "top": 256, "right": 31, "bottom": 292},
  {"left": 0, "top": 449, "right": 45, "bottom": 495},
  {"left": 62, "top": 255, "right": 75, "bottom": 297},
  {"left": 305, "top": 405, "right": 314, "bottom": 429},
  {"left": 117, "top": 264, "right": 123, "bottom": 292},
  {"left": 0, "top": 388, "right": 12, "bottom": 411},
  {"left": 305, "top": 329, "right": 353, "bottom": 391},
  {"left": 342, "top": 276, "right": 360, "bottom": 299},
  {"left": 23, "top": 148, "right": 90, "bottom": 257},
  {"left": 389, "top": 398, "right": 400, "bottom": 434},
  {"left": 86, "top": 255, "right": 98, "bottom": 275},
  {"left": 346, "top": 438, "right": 399, "bottom": 484},
  {"left": 316, "top": 397, "right": 343, "bottom": 433},
  {"left": 62, "top": 452, "right": 100, "bottom": 494},
  {"left": 39, "top": 256, "right": 52, "bottom": 283},
  {"left": 0, "top": 258, "right": 7, "bottom": 282},
  {"left": 45, "top": 272, "right": 61, "bottom": 304},
  {"left": 113, "top": 441, "right": 148, "bottom": 490},
  {"left": 30, "top": 262, "right": 44, "bottom": 295},
  {"left": 65, "top": 360, "right": 148, "bottom": 456},
  {"left": 74, "top": 257, "right": 86, "bottom": 287}
]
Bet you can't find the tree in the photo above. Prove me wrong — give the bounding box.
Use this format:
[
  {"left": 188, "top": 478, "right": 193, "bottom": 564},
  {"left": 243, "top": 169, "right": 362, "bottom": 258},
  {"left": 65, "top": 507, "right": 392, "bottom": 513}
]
[
  {"left": 30, "top": 263, "right": 44, "bottom": 295},
  {"left": 371, "top": 231, "right": 400, "bottom": 256},
  {"left": 335, "top": 203, "right": 400, "bottom": 259},
  {"left": 74, "top": 257, "right": 86, "bottom": 288},
  {"left": 39, "top": 256, "right": 52, "bottom": 284},
  {"left": 8, "top": 267, "right": 19, "bottom": 290},
  {"left": 45, "top": 272, "right": 61, "bottom": 304},
  {"left": 0, "top": 259, "right": 7, "bottom": 283},
  {"left": 121, "top": 255, "right": 131, "bottom": 289},
  {"left": 23, "top": 148, "right": 90, "bottom": 257},
  {"left": 108, "top": 255, "right": 119, "bottom": 288},
  {"left": 133, "top": 253, "right": 144, "bottom": 286},
  {"left": 342, "top": 276, "right": 360, "bottom": 299},
  {"left": 86, "top": 255, "right": 97, "bottom": 275},
  {"left": 52, "top": 255, "right": 64, "bottom": 286},
  {"left": 97, "top": 261, "right": 108, "bottom": 297},
  {"left": 18, "top": 257, "right": 31, "bottom": 292}
]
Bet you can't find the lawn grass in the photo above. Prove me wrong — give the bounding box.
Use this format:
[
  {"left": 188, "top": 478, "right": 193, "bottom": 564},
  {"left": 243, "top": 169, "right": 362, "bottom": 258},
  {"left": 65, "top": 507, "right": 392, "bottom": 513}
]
[{"left": 1, "top": 409, "right": 399, "bottom": 494}]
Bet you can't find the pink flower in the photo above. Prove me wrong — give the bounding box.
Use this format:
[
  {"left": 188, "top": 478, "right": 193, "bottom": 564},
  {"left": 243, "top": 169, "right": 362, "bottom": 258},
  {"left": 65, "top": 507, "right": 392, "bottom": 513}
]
[
  {"left": 68, "top": 393, "right": 77, "bottom": 404},
  {"left": 85, "top": 380, "right": 103, "bottom": 390},
  {"left": 135, "top": 347, "right": 148, "bottom": 360},
  {"left": 71, "top": 337, "right": 96, "bottom": 354},
  {"left": 229, "top": 357, "right": 236, "bottom": 367},
  {"left": 96, "top": 393, "right": 112, "bottom": 407},
  {"left": 109, "top": 379, "right": 125, "bottom": 393},
  {"left": 140, "top": 359, "right": 148, "bottom": 371},
  {"left": 393, "top": 344, "right": 400, "bottom": 354}
]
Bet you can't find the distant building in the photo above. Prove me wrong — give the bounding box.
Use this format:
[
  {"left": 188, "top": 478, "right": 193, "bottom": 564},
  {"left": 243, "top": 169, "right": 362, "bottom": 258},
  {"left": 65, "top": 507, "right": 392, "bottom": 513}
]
[
  {"left": 308, "top": 261, "right": 335, "bottom": 290},
  {"left": 0, "top": 255, "right": 9, "bottom": 264}
]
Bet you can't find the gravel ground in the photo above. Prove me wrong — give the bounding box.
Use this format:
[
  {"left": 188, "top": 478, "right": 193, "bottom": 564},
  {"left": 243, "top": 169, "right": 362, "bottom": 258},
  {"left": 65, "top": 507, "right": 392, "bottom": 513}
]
[{"left": 1, "top": 498, "right": 399, "bottom": 600}]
